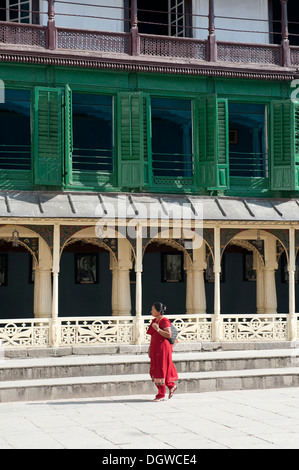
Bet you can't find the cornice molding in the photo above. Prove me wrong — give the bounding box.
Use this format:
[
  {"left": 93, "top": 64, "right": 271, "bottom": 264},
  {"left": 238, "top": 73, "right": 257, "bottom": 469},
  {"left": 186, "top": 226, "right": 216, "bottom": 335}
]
[{"left": 0, "top": 50, "right": 297, "bottom": 81}]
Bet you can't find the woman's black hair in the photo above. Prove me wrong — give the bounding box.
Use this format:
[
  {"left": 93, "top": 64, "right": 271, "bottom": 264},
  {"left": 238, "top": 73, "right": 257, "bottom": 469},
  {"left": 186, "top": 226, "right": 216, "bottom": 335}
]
[{"left": 153, "top": 302, "right": 167, "bottom": 314}]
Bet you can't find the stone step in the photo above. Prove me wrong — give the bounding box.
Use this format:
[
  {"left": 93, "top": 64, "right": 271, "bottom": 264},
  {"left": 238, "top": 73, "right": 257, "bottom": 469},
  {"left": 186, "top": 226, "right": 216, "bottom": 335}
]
[
  {"left": 1, "top": 367, "right": 299, "bottom": 403},
  {"left": 1, "top": 349, "right": 299, "bottom": 402},
  {"left": 1, "top": 349, "right": 299, "bottom": 382}
]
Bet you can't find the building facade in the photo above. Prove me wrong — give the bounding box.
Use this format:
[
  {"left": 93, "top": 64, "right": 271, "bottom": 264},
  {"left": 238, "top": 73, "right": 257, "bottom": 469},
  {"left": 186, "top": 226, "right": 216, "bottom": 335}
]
[{"left": 0, "top": 0, "right": 298, "bottom": 348}]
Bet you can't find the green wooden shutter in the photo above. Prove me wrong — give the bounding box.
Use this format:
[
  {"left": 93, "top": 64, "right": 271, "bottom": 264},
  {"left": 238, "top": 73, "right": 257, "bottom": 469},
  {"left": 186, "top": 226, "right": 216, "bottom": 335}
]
[
  {"left": 217, "top": 98, "right": 229, "bottom": 189},
  {"left": 197, "top": 95, "right": 229, "bottom": 191},
  {"left": 64, "top": 85, "right": 73, "bottom": 187},
  {"left": 143, "top": 94, "right": 152, "bottom": 187},
  {"left": 34, "top": 87, "right": 62, "bottom": 186},
  {"left": 270, "top": 100, "right": 299, "bottom": 191},
  {"left": 117, "top": 92, "right": 149, "bottom": 188}
]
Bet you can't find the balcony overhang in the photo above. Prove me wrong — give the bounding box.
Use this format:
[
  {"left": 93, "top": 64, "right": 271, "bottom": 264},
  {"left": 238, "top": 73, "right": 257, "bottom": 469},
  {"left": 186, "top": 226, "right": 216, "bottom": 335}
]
[
  {"left": 0, "top": 191, "right": 298, "bottom": 223},
  {"left": 0, "top": 41, "right": 297, "bottom": 82}
]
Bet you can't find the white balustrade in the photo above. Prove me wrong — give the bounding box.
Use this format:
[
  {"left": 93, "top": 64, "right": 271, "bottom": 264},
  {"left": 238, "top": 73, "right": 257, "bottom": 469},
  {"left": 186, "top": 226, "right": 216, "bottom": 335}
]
[
  {"left": 0, "top": 314, "right": 293, "bottom": 349},
  {"left": 0, "top": 319, "right": 50, "bottom": 348}
]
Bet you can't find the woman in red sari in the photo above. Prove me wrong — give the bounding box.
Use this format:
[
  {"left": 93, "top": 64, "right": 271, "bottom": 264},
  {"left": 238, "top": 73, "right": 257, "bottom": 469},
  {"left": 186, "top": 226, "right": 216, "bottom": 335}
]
[{"left": 147, "top": 302, "right": 178, "bottom": 402}]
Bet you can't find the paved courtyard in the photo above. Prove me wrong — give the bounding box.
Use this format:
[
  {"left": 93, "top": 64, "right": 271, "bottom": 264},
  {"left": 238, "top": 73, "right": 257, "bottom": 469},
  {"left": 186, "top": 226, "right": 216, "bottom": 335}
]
[{"left": 1, "top": 387, "right": 299, "bottom": 449}]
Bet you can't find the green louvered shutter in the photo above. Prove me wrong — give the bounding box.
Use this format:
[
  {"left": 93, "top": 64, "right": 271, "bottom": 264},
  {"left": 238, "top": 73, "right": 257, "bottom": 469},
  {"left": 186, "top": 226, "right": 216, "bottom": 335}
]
[
  {"left": 34, "top": 87, "right": 62, "bottom": 186},
  {"left": 270, "top": 100, "right": 299, "bottom": 191},
  {"left": 64, "top": 85, "right": 73, "bottom": 187},
  {"left": 117, "top": 92, "right": 149, "bottom": 188},
  {"left": 197, "top": 95, "right": 229, "bottom": 190},
  {"left": 217, "top": 98, "right": 229, "bottom": 189},
  {"left": 143, "top": 94, "right": 152, "bottom": 187}
]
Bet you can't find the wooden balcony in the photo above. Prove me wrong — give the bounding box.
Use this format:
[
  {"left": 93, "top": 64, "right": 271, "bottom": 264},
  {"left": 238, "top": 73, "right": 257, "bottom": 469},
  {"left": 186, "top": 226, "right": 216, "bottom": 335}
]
[{"left": 0, "top": 0, "right": 297, "bottom": 78}]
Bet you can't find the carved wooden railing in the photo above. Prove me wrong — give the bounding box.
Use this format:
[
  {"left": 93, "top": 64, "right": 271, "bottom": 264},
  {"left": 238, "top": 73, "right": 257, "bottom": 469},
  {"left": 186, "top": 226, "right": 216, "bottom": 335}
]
[
  {"left": 0, "top": 21, "right": 47, "bottom": 48},
  {"left": 0, "top": 0, "right": 298, "bottom": 68}
]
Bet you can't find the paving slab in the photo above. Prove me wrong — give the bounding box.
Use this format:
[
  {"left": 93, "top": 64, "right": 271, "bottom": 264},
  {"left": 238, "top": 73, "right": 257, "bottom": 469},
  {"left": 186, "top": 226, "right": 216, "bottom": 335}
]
[{"left": 1, "top": 387, "right": 299, "bottom": 449}]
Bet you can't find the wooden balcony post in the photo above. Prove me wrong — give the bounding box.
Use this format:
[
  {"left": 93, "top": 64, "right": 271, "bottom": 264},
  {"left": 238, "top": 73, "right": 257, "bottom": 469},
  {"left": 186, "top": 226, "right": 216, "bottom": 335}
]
[
  {"left": 281, "top": 0, "right": 291, "bottom": 67},
  {"left": 208, "top": 0, "right": 217, "bottom": 62},
  {"left": 130, "top": 0, "right": 140, "bottom": 56},
  {"left": 47, "top": 0, "right": 57, "bottom": 50}
]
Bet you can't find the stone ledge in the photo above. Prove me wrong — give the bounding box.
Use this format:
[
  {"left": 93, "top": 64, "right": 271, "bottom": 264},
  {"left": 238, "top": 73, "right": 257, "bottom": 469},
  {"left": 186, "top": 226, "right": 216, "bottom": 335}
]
[{"left": 3, "top": 341, "right": 296, "bottom": 359}]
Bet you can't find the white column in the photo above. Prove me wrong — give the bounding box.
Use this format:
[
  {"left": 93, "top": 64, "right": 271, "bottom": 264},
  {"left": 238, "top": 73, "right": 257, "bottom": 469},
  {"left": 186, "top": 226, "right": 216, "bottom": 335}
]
[
  {"left": 185, "top": 254, "right": 193, "bottom": 314},
  {"left": 33, "top": 257, "right": 40, "bottom": 317},
  {"left": 34, "top": 268, "right": 52, "bottom": 318},
  {"left": 213, "top": 227, "right": 221, "bottom": 341},
  {"left": 117, "top": 238, "right": 132, "bottom": 316},
  {"left": 263, "top": 236, "right": 278, "bottom": 315},
  {"left": 50, "top": 224, "right": 60, "bottom": 347},
  {"left": 110, "top": 254, "right": 119, "bottom": 316},
  {"left": 34, "top": 241, "right": 52, "bottom": 319},
  {"left": 135, "top": 224, "right": 143, "bottom": 344},
  {"left": 254, "top": 250, "right": 265, "bottom": 314},
  {"left": 193, "top": 243, "right": 207, "bottom": 314},
  {"left": 289, "top": 228, "right": 297, "bottom": 341}
]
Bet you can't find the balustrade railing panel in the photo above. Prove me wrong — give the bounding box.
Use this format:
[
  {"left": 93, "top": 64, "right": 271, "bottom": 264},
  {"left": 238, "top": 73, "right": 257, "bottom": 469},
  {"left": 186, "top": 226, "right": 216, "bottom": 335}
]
[
  {"left": 290, "top": 47, "right": 299, "bottom": 66},
  {"left": 140, "top": 34, "right": 207, "bottom": 61},
  {"left": 0, "top": 318, "right": 50, "bottom": 348},
  {"left": 0, "top": 2, "right": 296, "bottom": 68},
  {"left": 57, "top": 28, "right": 130, "bottom": 54},
  {"left": 0, "top": 314, "right": 294, "bottom": 349},
  {"left": 0, "top": 21, "right": 46, "bottom": 47},
  {"left": 59, "top": 316, "right": 135, "bottom": 345},
  {"left": 222, "top": 314, "right": 289, "bottom": 342},
  {"left": 141, "top": 314, "right": 213, "bottom": 343},
  {"left": 217, "top": 42, "right": 281, "bottom": 66}
]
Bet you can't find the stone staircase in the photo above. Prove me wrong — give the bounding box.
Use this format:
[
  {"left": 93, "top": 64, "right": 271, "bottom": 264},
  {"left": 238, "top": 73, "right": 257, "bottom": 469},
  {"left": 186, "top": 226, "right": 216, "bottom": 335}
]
[{"left": 1, "top": 343, "right": 299, "bottom": 402}]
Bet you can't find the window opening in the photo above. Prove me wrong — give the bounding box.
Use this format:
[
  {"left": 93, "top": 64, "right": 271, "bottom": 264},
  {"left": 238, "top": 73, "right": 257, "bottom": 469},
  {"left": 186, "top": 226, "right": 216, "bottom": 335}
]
[
  {"left": 7, "top": 0, "right": 30, "bottom": 23},
  {"left": 228, "top": 103, "right": 267, "bottom": 178},
  {"left": 0, "top": 89, "right": 31, "bottom": 171},
  {"left": 72, "top": 93, "right": 113, "bottom": 174},
  {"left": 0, "top": 0, "right": 40, "bottom": 24},
  {"left": 137, "top": 0, "right": 191, "bottom": 37},
  {"left": 168, "top": 0, "right": 185, "bottom": 37},
  {"left": 151, "top": 97, "right": 193, "bottom": 178}
]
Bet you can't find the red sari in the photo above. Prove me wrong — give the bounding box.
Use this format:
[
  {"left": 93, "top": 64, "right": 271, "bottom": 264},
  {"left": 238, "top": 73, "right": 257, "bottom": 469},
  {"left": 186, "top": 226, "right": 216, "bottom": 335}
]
[{"left": 147, "top": 316, "right": 178, "bottom": 397}]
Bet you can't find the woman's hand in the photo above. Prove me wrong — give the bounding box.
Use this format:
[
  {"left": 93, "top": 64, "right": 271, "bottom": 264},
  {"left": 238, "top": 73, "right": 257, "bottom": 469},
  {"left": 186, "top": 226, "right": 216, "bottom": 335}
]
[{"left": 152, "top": 322, "right": 159, "bottom": 331}]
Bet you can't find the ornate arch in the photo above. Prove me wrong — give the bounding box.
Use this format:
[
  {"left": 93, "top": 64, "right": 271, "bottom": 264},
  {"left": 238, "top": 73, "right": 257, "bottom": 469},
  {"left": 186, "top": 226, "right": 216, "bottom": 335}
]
[
  {"left": 143, "top": 237, "right": 193, "bottom": 264},
  {"left": 224, "top": 239, "right": 265, "bottom": 267},
  {"left": 60, "top": 225, "right": 136, "bottom": 264},
  {"left": 62, "top": 237, "right": 118, "bottom": 263},
  {"left": 141, "top": 228, "right": 213, "bottom": 265},
  {"left": 220, "top": 228, "right": 288, "bottom": 264},
  {"left": 0, "top": 224, "right": 52, "bottom": 266}
]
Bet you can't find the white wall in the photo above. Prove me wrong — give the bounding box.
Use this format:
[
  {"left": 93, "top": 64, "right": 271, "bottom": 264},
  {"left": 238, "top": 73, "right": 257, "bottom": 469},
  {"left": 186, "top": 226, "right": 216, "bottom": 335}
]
[
  {"left": 40, "top": 0, "right": 269, "bottom": 43},
  {"left": 192, "top": 0, "right": 270, "bottom": 44},
  {"left": 41, "top": 0, "right": 124, "bottom": 32}
]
